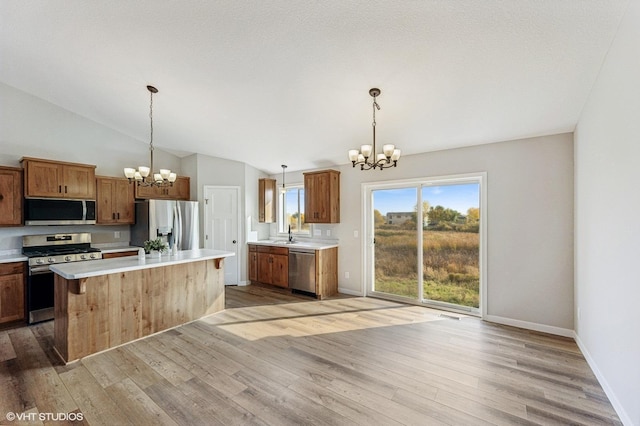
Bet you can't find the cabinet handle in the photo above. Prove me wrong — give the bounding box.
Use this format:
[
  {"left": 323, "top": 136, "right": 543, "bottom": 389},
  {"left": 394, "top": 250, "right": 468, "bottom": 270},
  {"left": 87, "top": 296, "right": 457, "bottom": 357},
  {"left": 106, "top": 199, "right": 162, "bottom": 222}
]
[
  {"left": 59, "top": 185, "right": 62, "bottom": 193},
  {"left": 117, "top": 212, "right": 120, "bottom": 219},
  {"left": 0, "top": 194, "right": 3, "bottom": 201},
  {"left": 112, "top": 213, "right": 116, "bottom": 220},
  {"left": 64, "top": 185, "right": 68, "bottom": 193}
]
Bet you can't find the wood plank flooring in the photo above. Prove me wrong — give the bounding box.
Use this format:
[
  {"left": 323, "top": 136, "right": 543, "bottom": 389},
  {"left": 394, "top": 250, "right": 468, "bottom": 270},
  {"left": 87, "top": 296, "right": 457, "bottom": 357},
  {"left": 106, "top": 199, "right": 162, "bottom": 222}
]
[{"left": 0, "top": 284, "right": 622, "bottom": 425}]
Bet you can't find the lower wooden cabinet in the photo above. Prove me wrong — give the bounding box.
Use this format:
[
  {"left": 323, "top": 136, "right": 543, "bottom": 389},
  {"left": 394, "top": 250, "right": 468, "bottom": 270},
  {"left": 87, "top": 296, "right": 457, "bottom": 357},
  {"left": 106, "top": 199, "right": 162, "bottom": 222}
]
[
  {"left": 248, "top": 245, "right": 258, "bottom": 282},
  {"left": 250, "top": 245, "right": 289, "bottom": 288},
  {"left": 0, "top": 262, "right": 25, "bottom": 324},
  {"left": 247, "top": 244, "right": 338, "bottom": 298},
  {"left": 102, "top": 250, "right": 140, "bottom": 259}
]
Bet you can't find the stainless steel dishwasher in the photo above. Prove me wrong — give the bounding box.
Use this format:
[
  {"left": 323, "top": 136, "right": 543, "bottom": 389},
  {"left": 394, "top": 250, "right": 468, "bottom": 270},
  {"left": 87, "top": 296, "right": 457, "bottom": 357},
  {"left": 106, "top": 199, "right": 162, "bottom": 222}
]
[{"left": 288, "top": 248, "right": 316, "bottom": 294}]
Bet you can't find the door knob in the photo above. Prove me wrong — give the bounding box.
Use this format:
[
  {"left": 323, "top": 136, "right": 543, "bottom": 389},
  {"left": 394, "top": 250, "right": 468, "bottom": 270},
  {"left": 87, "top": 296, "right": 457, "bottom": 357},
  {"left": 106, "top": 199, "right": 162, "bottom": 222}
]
[{"left": 232, "top": 240, "right": 237, "bottom": 244}]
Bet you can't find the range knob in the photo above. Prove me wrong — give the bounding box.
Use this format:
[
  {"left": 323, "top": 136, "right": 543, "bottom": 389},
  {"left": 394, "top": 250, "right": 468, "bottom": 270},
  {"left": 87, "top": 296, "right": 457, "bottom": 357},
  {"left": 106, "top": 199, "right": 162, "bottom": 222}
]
[
  {"left": 80, "top": 254, "right": 87, "bottom": 260},
  {"left": 36, "top": 259, "right": 43, "bottom": 264},
  {"left": 64, "top": 256, "right": 72, "bottom": 262},
  {"left": 47, "top": 257, "right": 55, "bottom": 263},
  {"left": 90, "top": 253, "right": 97, "bottom": 259}
]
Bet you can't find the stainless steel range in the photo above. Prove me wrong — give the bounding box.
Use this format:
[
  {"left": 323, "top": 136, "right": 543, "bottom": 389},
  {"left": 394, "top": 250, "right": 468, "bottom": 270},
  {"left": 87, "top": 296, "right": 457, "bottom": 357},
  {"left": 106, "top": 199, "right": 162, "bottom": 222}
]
[{"left": 22, "top": 233, "right": 102, "bottom": 324}]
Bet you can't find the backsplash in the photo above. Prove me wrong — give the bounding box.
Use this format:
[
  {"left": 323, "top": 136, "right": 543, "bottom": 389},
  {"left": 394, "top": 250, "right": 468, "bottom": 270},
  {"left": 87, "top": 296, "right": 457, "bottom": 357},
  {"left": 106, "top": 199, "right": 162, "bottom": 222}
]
[{"left": 0, "top": 225, "right": 130, "bottom": 250}]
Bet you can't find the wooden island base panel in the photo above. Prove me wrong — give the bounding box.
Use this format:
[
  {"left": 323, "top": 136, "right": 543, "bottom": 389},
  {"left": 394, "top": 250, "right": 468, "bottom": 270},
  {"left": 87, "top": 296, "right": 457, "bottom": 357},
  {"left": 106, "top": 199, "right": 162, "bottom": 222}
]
[{"left": 52, "top": 252, "right": 231, "bottom": 363}]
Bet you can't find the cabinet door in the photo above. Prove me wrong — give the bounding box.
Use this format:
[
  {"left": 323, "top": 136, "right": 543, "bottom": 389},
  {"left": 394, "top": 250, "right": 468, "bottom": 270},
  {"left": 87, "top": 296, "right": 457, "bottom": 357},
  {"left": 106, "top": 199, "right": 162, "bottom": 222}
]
[
  {"left": 134, "top": 183, "right": 160, "bottom": 199},
  {"left": 304, "top": 170, "right": 340, "bottom": 223},
  {"left": 249, "top": 251, "right": 258, "bottom": 282},
  {"left": 0, "top": 265, "right": 25, "bottom": 324},
  {"left": 25, "top": 161, "right": 61, "bottom": 197},
  {"left": 114, "top": 179, "right": 135, "bottom": 223},
  {"left": 257, "top": 252, "right": 273, "bottom": 284},
  {"left": 62, "top": 164, "right": 96, "bottom": 199},
  {"left": 96, "top": 178, "right": 116, "bottom": 224},
  {"left": 304, "top": 173, "right": 319, "bottom": 223},
  {"left": 271, "top": 254, "right": 289, "bottom": 288},
  {"left": 258, "top": 178, "right": 276, "bottom": 223},
  {"left": 168, "top": 177, "right": 190, "bottom": 200},
  {"left": 0, "top": 168, "right": 22, "bottom": 226}
]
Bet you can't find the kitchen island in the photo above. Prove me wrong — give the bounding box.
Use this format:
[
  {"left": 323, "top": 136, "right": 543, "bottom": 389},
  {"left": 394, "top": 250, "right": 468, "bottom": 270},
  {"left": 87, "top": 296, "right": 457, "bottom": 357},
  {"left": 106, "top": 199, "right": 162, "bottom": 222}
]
[{"left": 50, "top": 249, "right": 234, "bottom": 363}]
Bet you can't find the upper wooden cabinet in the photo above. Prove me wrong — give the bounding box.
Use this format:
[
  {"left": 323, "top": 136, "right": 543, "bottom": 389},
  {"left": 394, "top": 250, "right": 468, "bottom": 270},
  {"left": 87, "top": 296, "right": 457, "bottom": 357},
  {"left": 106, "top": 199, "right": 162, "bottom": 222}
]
[
  {"left": 304, "top": 169, "right": 340, "bottom": 223},
  {"left": 21, "top": 157, "right": 96, "bottom": 200},
  {"left": 134, "top": 176, "right": 190, "bottom": 200},
  {"left": 96, "top": 176, "right": 135, "bottom": 225},
  {"left": 0, "top": 166, "right": 23, "bottom": 226},
  {"left": 258, "top": 178, "right": 276, "bottom": 223}
]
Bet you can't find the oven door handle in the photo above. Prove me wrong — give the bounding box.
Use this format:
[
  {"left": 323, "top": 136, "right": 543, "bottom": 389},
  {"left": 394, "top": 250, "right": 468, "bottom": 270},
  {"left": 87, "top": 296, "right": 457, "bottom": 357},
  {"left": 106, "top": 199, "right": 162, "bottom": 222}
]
[{"left": 30, "top": 265, "right": 53, "bottom": 275}]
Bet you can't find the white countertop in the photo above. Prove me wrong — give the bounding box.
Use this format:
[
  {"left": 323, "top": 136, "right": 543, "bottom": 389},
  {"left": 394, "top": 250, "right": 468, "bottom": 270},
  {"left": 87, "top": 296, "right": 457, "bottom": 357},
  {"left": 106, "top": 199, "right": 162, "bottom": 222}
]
[
  {"left": 249, "top": 240, "right": 338, "bottom": 250},
  {"left": 50, "top": 249, "right": 235, "bottom": 279},
  {"left": 0, "top": 253, "right": 27, "bottom": 264}
]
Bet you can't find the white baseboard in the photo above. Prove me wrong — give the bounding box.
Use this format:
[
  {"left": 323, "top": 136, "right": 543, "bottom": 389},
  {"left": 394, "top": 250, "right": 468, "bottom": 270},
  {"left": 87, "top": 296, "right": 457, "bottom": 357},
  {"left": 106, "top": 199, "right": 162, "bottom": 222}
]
[
  {"left": 483, "top": 314, "right": 574, "bottom": 338},
  {"left": 574, "top": 332, "right": 633, "bottom": 426},
  {"left": 337, "top": 287, "right": 363, "bottom": 297}
]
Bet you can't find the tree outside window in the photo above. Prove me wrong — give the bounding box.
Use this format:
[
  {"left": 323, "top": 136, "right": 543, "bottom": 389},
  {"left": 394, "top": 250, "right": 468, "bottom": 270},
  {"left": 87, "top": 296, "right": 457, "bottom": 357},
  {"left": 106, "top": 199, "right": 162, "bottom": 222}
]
[{"left": 280, "top": 186, "right": 310, "bottom": 234}]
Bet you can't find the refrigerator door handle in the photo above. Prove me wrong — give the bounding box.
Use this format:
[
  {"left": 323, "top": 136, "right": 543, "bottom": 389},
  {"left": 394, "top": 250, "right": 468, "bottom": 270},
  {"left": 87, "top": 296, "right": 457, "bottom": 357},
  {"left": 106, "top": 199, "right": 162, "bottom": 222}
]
[{"left": 174, "top": 203, "right": 183, "bottom": 249}]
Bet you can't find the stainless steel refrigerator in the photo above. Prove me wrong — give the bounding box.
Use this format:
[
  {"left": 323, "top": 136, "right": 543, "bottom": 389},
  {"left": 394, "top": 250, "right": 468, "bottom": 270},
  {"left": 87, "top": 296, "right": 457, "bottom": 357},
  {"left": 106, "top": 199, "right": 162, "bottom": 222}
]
[{"left": 131, "top": 200, "right": 200, "bottom": 250}]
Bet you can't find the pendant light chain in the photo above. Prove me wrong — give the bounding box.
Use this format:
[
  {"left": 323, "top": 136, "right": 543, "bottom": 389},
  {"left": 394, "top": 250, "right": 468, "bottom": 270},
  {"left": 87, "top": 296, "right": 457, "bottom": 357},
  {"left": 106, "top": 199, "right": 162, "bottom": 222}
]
[{"left": 123, "top": 85, "right": 177, "bottom": 186}]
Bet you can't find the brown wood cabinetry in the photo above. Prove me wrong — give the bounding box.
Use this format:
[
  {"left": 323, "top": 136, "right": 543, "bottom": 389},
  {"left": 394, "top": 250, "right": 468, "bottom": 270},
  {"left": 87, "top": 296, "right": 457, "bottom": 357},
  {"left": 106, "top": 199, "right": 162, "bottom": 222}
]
[
  {"left": 96, "top": 177, "right": 135, "bottom": 225},
  {"left": 21, "top": 157, "right": 96, "bottom": 199},
  {"left": 304, "top": 170, "right": 340, "bottom": 223},
  {"left": 0, "top": 166, "right": 23, "bottom": 226},
  {"left": 0, "top": 262, "right": 25, "bottom": 324},
  {"left": 256, "top": 245, "right": 288, "bottom": 288},
  {"left": 102, "top": 250, "right": 139, "bottom": 259},
  {"left": 134, "top": 176, "right": 190, "bottom": 200},
  {"left": 248, "top": 244, "right": 258, "bottom": 282},
  {"left": 316, "top": 247, "right": 338, "bottom": 299},
  {"left": 258, "top": 178, "right": 276, "bottom": 223}
]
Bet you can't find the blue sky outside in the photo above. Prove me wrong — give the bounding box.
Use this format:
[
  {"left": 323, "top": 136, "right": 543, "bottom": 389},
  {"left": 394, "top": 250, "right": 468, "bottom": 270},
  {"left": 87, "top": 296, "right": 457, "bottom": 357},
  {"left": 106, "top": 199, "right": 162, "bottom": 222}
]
[{"left": 373, "top": 183, "right": 479, "bottom": 215}]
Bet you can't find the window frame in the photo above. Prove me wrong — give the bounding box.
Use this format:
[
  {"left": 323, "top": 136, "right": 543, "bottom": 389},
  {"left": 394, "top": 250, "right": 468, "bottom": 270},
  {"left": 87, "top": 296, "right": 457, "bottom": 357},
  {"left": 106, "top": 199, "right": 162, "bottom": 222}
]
[{"left": 278, "top": 184, "right": 311, "bottom": 236}]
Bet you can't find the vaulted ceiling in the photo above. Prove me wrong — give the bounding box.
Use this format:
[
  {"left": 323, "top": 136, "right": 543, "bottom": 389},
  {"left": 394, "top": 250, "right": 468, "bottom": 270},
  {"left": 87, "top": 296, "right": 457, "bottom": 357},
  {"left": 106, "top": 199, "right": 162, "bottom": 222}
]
[{"left": 0, "top": 1, "right": 629, "bottom": 174}]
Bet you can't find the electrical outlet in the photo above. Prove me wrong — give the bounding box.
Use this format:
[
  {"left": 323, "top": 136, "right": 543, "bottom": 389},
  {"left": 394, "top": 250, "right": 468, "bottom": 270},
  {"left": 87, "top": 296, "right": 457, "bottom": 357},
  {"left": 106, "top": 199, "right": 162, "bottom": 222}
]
[
  {"left": 354, "top": 230, "right": 359, "bottom": 238},
  {"left": 114, "top": 231, "right": 121, "bottom": 239},
  {"left": 345, "top": 271, "right": 350, "bottom": 279},
  {"left": 326, "top": 229, "right": 331, "bottom": 237},
  {"left": 314, "top": 229, "right": 321, "bottom": 236}
]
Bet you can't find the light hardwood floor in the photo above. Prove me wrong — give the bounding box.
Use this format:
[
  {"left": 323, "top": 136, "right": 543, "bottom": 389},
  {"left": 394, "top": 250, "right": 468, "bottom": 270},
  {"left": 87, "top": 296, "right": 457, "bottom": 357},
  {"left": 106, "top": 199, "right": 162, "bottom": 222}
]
[{"left": 1, "top": 284, "right": 621, "bottom": 425}]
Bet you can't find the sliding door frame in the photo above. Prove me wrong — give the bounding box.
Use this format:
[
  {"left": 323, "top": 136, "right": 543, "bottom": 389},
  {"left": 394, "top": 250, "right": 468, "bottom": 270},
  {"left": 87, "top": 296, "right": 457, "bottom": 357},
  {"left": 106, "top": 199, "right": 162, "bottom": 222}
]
[{"left": 362, "top": 172, "right": 487, "bottom": 318}]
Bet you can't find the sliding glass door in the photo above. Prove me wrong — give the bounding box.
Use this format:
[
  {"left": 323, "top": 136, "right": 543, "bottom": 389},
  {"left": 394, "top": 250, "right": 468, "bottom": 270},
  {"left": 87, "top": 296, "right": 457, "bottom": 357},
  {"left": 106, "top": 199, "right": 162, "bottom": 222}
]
[
  {"left": 372, "top": 187, "right": 419, "bottom": 299},
  {"left": 366, "top": 174, "right": 484, "bottom": 315}
]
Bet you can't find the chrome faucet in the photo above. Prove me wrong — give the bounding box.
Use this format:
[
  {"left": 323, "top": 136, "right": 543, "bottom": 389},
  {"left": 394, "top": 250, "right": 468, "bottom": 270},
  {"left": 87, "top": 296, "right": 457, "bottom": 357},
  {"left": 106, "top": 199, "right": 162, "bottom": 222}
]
[{"left": 288, "top": 225, "right": 293, "bottom": 242}]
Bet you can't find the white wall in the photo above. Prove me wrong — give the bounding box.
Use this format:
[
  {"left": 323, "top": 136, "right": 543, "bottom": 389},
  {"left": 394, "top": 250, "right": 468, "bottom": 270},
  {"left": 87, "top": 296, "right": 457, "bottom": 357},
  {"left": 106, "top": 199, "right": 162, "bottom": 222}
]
[
  {"left": 0, "top": 82, "right": 180, "bottom": 176},
  {"left": 276, "top": 133, "right": 574, "bottom": 332},
  {"left": 574, "top": 1, "right": 640, "bottom": 424},
  {"left": 182, "top": 153, "right": 270, "bottom": 283}
]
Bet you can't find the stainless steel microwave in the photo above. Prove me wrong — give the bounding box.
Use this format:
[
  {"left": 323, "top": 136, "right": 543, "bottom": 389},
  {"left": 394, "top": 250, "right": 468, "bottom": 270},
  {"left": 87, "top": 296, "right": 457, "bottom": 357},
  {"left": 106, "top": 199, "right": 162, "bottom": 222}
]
[{"left": 24, "top": 198, "right": 96, "bottom": 225}]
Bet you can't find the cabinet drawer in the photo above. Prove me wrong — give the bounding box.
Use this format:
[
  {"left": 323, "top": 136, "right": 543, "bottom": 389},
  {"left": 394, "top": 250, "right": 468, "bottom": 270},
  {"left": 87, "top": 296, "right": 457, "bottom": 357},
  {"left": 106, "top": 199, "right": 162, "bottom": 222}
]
[
  {"left": 256, "top": 245, "right": 289, "bottom": 255},
  {"left": 248, "top": 244, "right": 257, "bottom": 252},
  {"left": 0, "top": 262, "right": 25, "bottom": 275}
]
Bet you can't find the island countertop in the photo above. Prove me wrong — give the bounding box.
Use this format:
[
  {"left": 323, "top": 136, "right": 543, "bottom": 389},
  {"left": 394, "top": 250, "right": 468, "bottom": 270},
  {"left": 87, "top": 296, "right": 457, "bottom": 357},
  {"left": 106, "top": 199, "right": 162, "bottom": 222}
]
[{"left": 50, "top": 249, "right": 235, "bottom": 279}]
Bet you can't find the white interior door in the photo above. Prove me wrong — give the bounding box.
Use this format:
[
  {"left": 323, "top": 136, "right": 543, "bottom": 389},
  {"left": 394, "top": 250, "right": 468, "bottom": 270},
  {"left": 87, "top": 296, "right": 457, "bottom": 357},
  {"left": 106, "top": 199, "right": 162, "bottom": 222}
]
[{"left": 204, "top": 186, "right": 240, "bottom": 285}]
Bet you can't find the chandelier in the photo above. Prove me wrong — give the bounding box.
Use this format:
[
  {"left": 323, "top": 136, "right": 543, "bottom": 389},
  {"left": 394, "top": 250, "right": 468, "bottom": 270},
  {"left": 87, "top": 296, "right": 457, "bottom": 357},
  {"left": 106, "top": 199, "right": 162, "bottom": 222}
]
[
  {"left": 348, "top": 88, "right": 401, "bottom": 170},
  {"left": 124, "top": 85, "right": 176, "bottom": 186}
]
